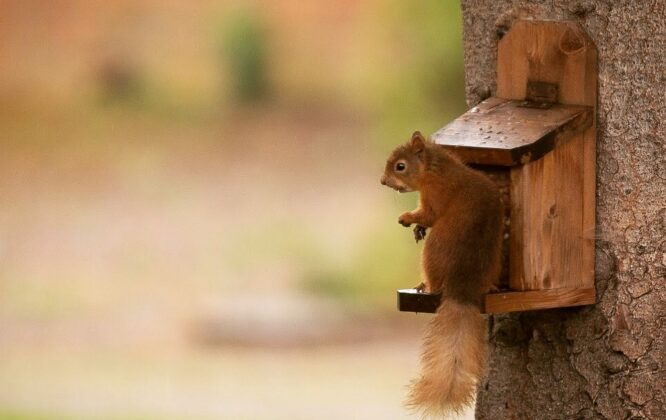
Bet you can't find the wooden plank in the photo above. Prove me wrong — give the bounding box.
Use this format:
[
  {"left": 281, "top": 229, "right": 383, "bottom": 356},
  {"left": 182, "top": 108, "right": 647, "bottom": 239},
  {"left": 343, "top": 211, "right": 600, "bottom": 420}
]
[
  {"left": 509, "top": 133, "right": 586, "bottom": 291},
  {"left": 397, "top": 289, "right": 442, "bottom": 313},
  {"left": 508, "top": 165, "right": 525, "bottom": 289},
  {"left": 499, "top": 21, "right": 597, "bottom": 297},
  {"left": 483, "top": 288, "right": 596, "bottom": 314},
  {"left": 555, "top": 22, "right": 597, "bottom": 290},
  {"left": 581, "top": 38, "right": 598, "bottom": 290},
  {"left": 397, "top": 288, "right": 596, "bottom": 314},
  {"left": 432, "top": 98, "right": 592, "bottom": 166},
  {"left": 553, "top": 134, "right": 585, "bottom": 289}
]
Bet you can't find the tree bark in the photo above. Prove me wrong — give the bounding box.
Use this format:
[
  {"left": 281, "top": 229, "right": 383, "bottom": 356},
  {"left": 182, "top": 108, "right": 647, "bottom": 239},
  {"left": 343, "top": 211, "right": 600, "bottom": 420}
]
[{"left": 459, "top": 1, "right": 666, "bottom": 419}]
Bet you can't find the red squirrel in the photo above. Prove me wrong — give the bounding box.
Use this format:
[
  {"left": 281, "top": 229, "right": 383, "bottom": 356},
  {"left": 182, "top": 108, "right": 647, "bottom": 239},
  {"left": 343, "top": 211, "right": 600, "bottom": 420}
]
[{"left": 380, "top": 131, "right": 503, "bottom": 416}]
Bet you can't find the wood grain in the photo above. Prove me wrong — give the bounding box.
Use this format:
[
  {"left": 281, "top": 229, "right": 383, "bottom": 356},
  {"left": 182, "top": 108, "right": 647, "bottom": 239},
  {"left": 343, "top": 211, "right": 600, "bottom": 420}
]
[
  {"left": 396, "top": 288, "right": 596, "bottom": 314},
  {"left": 397, "top": 289, "right": 442, "bottom": 313},
  {"left": 483, "top": 288, "right": 596, "bottom": 314},
  {"left": 432, "top": 98, "right": 592, "bottom": 166},
  {"left": 499, "top": 21, "right": 597, "bottom": 298}
]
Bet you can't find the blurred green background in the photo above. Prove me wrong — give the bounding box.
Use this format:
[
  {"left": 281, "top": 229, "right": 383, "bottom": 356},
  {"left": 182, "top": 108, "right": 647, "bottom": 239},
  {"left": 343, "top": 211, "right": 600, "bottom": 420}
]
[{"left": 0, "top": 1, "right": 468, "bottom": 419}]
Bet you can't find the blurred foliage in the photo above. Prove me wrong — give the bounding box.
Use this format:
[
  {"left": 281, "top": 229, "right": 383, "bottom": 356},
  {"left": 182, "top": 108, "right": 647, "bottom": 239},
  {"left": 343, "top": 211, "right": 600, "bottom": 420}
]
[
  {"left": 301, "top": 195, "right": 421, "bottom": 312},
  {"left": 0, "top": 2, "right": 471, "bottom": 417},
  {"left": 0, "top": 411, "right": 55, "bottom": 420},
  {"left": 225, "top": 221, "right": 332, "bottom": 274},
  {"left": 0, "top": 1, "right": 466, "bottom": 311},
  {"left": 367, "top": 0, "right": 466, "bottom": 152},
  {"left": 301, "top": 226, "right": 418, "bottom": 312},
  {"left": 0, "top": 409, "right": 153, "bottom": 420},
  {"left": 303, "top": 0, "right": 466, "bottom": 305},
  {"left": 218, "top": 11, "right": 270, "bottom": 103},
  {"left": 97, "top": 58, "right": 145, "bottom": 106}
]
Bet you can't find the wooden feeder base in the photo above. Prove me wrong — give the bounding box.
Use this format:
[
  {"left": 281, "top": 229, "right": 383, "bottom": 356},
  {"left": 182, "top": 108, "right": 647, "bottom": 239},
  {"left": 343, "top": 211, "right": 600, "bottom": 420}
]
[{"left": 398, "top": 288, "right": 596, "bottom": 314}]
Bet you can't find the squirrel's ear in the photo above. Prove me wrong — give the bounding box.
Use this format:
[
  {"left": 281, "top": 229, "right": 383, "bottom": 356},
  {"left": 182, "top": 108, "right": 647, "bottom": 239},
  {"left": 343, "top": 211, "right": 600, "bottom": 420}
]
[{"left": 411, "top": 131, "right": 426, "bottom": 155}]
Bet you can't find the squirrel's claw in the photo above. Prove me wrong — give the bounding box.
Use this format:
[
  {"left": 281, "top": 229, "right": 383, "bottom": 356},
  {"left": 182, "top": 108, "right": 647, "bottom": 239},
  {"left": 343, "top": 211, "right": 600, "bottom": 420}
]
[
  {"left": 488, "top": 283, "right": 500, "bottom": 293},
  {"left": 413, "top": 225, "right": 427, "bottom": 242},
  {"left": 414, "top": 282, "right": 427, "bottom": 293}
]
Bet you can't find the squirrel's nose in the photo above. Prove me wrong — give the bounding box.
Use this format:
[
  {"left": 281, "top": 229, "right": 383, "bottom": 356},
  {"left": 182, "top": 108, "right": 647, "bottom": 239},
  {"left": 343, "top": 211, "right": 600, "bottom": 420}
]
[{"left": 380, "top": 176, "right": 387, "bottom": 185}]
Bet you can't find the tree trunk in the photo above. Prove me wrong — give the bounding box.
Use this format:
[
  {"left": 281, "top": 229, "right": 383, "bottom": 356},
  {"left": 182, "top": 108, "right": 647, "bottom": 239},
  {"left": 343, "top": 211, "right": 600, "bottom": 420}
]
[{"left": 459, "top": 1, "right": 666, "bottom": 419}]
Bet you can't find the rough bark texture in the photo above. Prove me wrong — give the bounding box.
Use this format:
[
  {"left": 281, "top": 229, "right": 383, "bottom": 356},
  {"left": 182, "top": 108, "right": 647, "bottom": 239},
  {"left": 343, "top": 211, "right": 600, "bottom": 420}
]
[{"left": 459, "top": 1, "right": 666, "bottom": 419}]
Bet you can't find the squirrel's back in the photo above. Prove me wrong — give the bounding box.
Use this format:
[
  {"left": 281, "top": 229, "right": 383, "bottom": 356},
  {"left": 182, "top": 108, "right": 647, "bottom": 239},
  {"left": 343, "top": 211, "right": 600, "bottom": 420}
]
[{"left": 421, "top": 143, "right": 503, "bottom": 304}]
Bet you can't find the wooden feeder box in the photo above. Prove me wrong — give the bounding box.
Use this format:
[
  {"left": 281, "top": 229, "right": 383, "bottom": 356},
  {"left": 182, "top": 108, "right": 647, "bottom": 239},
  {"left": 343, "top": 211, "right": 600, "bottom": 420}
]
[{"left": 398, "top": 20, "right": 597, "bottom": 314}]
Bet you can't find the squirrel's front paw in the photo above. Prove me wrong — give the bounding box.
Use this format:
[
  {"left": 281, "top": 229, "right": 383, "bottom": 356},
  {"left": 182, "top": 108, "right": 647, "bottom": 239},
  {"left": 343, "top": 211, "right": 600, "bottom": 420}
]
[
  {"left": 413, "top": 225, "right": 427, "bottom": 243},
  {"left": 398, "top": 213, "right": 413, "bottom": 227}
]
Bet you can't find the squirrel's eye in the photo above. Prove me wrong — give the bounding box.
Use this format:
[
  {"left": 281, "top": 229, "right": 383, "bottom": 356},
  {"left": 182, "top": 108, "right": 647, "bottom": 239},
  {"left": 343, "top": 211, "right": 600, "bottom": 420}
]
[{"left": 395, "top": 162, "right": 406, "bottom": 172}]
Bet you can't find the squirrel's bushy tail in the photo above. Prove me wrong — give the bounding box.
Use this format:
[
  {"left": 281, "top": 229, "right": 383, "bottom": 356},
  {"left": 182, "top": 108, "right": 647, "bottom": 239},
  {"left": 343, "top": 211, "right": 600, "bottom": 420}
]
[{"left": 407, "top": 299, "right": 487, "bottom": 418}]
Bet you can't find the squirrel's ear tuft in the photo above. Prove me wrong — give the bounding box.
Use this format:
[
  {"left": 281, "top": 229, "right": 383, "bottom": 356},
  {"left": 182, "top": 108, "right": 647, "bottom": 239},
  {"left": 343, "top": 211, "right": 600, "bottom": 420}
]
[{"left": 411, "top": 131, "right": 426, "bottom": 155}]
